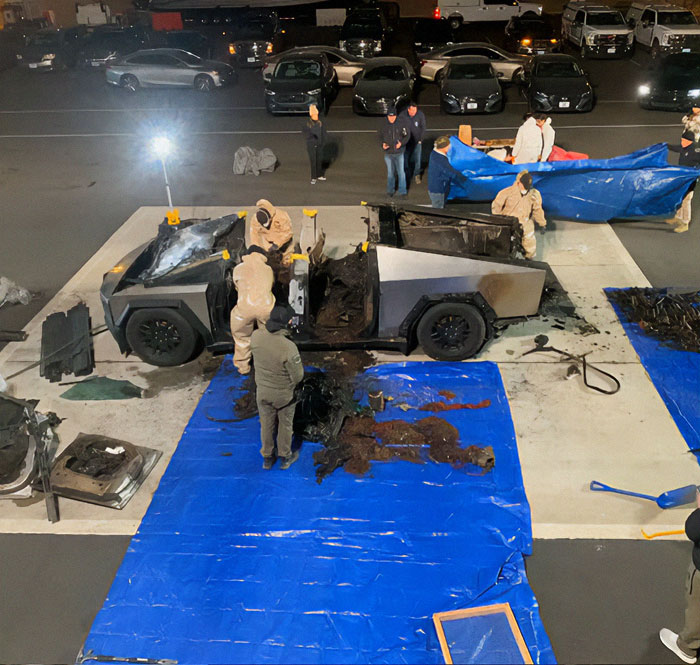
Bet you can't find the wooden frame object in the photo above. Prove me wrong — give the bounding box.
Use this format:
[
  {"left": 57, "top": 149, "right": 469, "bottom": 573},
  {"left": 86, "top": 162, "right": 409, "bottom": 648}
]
[{"left": 433, "top": 602, "right": 533, "bottom": 665}]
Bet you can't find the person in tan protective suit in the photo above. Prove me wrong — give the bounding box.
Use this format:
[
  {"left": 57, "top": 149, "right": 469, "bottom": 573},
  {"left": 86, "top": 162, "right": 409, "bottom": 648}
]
[
  {"left": 230, "top": 246, "right": 275, "bottom": 375},
  {"left": 250, "top": 199, "right": 294, "bottom": 265},
  {"left": 491, "top": 171, "right": 547, "bottom": 260}
]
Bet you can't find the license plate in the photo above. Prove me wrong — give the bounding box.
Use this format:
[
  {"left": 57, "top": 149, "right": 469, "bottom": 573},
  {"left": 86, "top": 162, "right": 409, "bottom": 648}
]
[
  {"left": 683, "top": 48, "right": 691, "bottom": 52},
  {"left": 559, "top": 101, "right": 570, "bottom": 108},
  {"left": 537, "top": 50, "right": 545, "bottom": 54},
  {"left": 607, "top": 47, "right": 616, "bottom": 53},
  {"left": 247, "top": 57, "right": 256, "bottom": 63},
  {"left": 467, "top": 102, "right": 478, "bottom": 109},
  {"left": 91, "top": 61, "right": 101, "bottom": 67},
  {"left": 29, "top": 63, "right": 37, "bottom": 69}
]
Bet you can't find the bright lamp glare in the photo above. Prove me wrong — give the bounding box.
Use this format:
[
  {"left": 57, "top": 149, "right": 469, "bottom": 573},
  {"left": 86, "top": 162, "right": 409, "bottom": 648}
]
[
  {"left": 151, "top": 136, "right": 173, "bottom": 159},
  {"left": 638, "top": 84, "right": 650, "bottom": 96}
]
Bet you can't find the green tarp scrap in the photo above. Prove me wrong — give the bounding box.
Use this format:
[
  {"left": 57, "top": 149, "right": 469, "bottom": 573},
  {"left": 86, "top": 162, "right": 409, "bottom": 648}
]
[{"left": 60, "top": 376, "right": 143, "bottom": 401}]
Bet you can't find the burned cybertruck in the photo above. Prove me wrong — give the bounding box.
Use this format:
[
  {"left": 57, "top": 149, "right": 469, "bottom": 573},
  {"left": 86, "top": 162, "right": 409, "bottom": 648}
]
[{"left": 101, "top": 204, "right": 561, "bottom": 366}]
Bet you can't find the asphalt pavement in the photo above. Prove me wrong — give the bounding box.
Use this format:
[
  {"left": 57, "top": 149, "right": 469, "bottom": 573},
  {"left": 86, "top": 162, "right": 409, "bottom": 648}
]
[{"left": 0, "top": 32, "right": 697, "bottom": 664}]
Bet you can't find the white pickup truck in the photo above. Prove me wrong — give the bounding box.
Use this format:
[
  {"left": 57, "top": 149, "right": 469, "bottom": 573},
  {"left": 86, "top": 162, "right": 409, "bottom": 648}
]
[
  {"left": 626, "top": 3, "right": 700, "bottom": 57},
  {"left": 436, "top": 0, "right": 542, "bottom": 30}
]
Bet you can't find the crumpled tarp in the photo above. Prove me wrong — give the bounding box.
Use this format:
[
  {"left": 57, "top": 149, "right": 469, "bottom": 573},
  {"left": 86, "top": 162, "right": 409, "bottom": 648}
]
[
  {"left": 233, "top": 146, "right": 278, "bottom": 176},
  {"left": 84, "top": 360, "right": 554, "bottom": 664},
  {"left": 607, "top": 289, "right": 700, "bottom": 459},
  {"left": 448, "top": 141, "right": 700, "bottom": 222},
  {"left": 140, "top": 214, "right": 240, "bottom": 281},
  {"left": 0, "top": 276, "right": 31, "bottom": 308}
]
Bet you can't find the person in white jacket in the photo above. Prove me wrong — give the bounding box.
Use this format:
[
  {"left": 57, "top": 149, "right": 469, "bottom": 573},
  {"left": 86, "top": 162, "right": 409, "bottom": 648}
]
[{"left": 512, "top": 113, "right": 555, "bottom": 165}]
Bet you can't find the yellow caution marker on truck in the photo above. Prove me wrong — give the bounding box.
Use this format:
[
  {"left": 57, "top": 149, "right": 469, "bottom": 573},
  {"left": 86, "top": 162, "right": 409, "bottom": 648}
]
[
  {"left": 166, "top": 209, "right": 180, "bottom": 225},
  {"left": 361, "top": 241, "right": 369, "bottom": 252},
  {"left": 303, "top": 209, "right": 318, "bottom": 217},
  {"left": 238, "top": 210, "right": 247, "bottom": 217},
  {"left": 290, "top": 253, "right": 309, "bottom": 262}
]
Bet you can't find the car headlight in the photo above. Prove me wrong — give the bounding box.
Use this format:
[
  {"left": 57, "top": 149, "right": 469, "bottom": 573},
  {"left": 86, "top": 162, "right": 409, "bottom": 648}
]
[
  {"left": 16, "top": 54, "right": 22, "bottom": 60},
  {"left": 488, "top": 91, "right": 501, "bottom": 99},
  {"left": 627, "top": 33, "right": 634, "bottom": 44},
  {"left": 42, "top": 53, "right": 56, "bottom": 61},
  {"left": 638, "top": 84, "right": 651, "bottom": 96},
  {"left": 662, "top": 34, "right": 670, "bottom": 45},
  {"left": 265, "top": 89, "right": 275, "bottom": 95},
  {"left": 586, "top": 35, "right": 597, "bottom": 45},
  {"left": 265, "top": 42, "right": 273, "bottom": 54},
  {"left": 308, "top": 88, "right": 321, "bottom": 95},
  {"left": 689, "top": 89, "right": 700, "bottom": 98},
  {"left": 550, "top": 38, "right": 558, "bottom": 44},
  {"left": 444, "top": 93, "right": 458, "bottom": 102},
  {"left": 229, "top": 43, "right": 236, "bottom": 55}
]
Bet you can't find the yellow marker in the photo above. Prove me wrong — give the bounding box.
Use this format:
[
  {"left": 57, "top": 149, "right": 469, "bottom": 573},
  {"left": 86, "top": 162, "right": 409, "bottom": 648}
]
[
  {"left": 221, "top": 249, "right": 231, "bottom": 260},
  {"left": 361, "top": 241, "right": 369, "bottom": 252},
  {"left": 303, "top": 208, "right": 318, "bottom": 217},
  {"left": 360, "top": 201, "right": 367, "bottom": 206},
  {"left": 290, "top": 253, "right": 309, "bottom": 262},
  {"left": 641, "top": 528, "right": 684, "bottom": 540},
  {"left": 109, "top": 264, "right": 125, "bottom": 274},
  {"left": 166, "top": 209, "right": 180, "bottom": 225},
  {"left": 237, "top": 209, "right": 247, "bottom": 217}
]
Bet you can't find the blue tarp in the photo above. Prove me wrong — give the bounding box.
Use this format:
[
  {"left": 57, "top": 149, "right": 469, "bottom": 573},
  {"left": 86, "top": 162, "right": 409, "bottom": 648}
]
[
  {"left": 607, "top": 290, "right": 700, "bottom": 460},
  {"left": 448, "top": 141, "right": 699, "bottom": 222},
  {"left": 84, "top": 360, "right": 555, "bottom": 664}
]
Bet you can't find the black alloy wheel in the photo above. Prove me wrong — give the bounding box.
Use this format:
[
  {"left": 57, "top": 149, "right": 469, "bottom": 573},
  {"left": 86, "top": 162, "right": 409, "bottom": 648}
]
[
  {"left": 416, "top": 302, "right": 487, "bottom": 361},
  {"left": 120, "top": 73, "right": 139, "bottom": 92},
  {"left": 194, "top": 74, "right": 214, "bottom": 92},
  {"left": 125, "top": 308, "right": 199, "bottom": 366}
]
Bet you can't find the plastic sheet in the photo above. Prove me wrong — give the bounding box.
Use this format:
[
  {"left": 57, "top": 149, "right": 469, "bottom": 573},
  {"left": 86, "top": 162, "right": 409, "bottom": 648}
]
[
  {"left": 607, "top": 289, "right": 700, "bottom": 458},
  {"left": 84, "top": 361, "right": 555, "bottom": 664},
  {"left": 448, "top": 141, "right": 699, "bottom": 222}
]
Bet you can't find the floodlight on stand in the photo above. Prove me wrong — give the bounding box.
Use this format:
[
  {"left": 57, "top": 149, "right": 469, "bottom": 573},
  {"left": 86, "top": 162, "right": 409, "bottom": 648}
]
[{"left": 150, "top": 135, "right": 178, "bottom": 222}]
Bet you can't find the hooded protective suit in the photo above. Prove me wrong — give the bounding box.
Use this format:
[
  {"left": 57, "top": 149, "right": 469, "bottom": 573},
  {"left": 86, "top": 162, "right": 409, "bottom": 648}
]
[
  {"left": 512, "top": 117, "right": 555, "bottom": 165},
  {"left": 250, "top": 199, "right": 294, "bottom": 265},
  {"left": 230, "top": 250, "right": 275, "bottom": 374},
  {"left": 491, "top": 172, "right": 547, "bottom": 259}
]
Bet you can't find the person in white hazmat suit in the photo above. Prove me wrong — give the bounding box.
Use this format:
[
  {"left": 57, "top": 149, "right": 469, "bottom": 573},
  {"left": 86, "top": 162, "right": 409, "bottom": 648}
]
[{"left": 512, "top": 113, "right": 555, "bottom": 165}]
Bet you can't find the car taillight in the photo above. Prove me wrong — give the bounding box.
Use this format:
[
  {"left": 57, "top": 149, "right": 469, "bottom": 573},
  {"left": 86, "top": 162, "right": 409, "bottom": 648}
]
[
  {"left": 420, "top": 59, "right": 427, "bottom": 66},
  {"left": 433, "top": 6, "right": 441, "bottom": 19},
  {"left": 228, "top": 43, "right": 236, "bottom": 55}
]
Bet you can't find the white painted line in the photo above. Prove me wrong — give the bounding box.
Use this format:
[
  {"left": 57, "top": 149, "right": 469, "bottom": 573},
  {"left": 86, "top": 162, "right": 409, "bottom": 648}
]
[{"left": 0, "top": 104, "right": 444, "bottom": 113}]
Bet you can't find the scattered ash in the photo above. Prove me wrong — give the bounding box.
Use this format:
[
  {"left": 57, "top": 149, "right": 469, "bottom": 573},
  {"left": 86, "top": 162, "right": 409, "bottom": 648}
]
[
  {"left": 537, "top": 281, "right": 599, "bottom": 336},
  {"left": 302, "top": 350, "right": 376, "bottom": 378},
  {"left": 608, "top": 288, "right": 700, "bottom": 353},
  {"left": 233, "top": 374, "right": 258, "bottom": 420},
  {"left": 419, "top": 398, "right": 491, "bottom": 412}
]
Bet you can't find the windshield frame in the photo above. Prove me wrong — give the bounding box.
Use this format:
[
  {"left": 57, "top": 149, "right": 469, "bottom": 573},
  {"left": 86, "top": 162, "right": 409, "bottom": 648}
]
[
  {"left": 535, "top": 60, "right": 584, "bottom": 77},
  {"left": 362, "top": 64, "right": 407, "bottom": 81}
]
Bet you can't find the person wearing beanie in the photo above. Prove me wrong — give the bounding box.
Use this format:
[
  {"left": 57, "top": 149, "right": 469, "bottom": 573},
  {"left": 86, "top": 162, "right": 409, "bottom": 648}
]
[
  {"left": 230, "top": 246, "right": 275, "bottom": 375},
  {"left": 379, "top": 106, "right": 410, "bottom": 197},
  {"left": 427, "top": 135, "right": 469, "bottom": 209},
  {"left": 250, "top": 305, "right": 304, "bottom": 470},
  {"left": 250, "top": 199, "right": 294, "bottom": 264},
  {"left": 491, "top": 170, "right": 547, "bottom": 259},
  {"left": 667, "top": 125, "right": 700, "bottom": 233}
]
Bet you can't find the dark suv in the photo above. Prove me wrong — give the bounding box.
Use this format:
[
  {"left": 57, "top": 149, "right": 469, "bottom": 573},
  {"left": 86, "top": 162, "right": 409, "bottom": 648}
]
[
  {"left": 16, "top": 26, "right": 87, "bottom": 71},
  {"left": 340, "top": 8, "right": 389, "bottom": 57},
  {"left": 227, "top": 13, "right": 279, "bottom": 67},
  {"left": 265, "top": 53, "right": 337, "bottom": 114}
]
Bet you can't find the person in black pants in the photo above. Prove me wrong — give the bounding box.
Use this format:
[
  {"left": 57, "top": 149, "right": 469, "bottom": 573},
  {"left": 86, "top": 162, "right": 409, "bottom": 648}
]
[{"left": 303, "top": 103, "right": 326, "bottom": 185}]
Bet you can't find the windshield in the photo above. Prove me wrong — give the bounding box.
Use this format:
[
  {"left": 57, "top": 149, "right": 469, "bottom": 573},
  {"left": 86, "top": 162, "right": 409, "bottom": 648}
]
[
  {"left": 447, "top": 63, "right": 492, "bottom": 79},
  {"left": 29, "top": 32, "right": 61, "bottom": 46},
  {"left": 658, "top": 11, "right": 697, "bottom": 25},
  {"left": 586, "top": 11, "right": 626, "bottom": 25},
  {"left": 342, "top": 21, "right": 383, "bottom": 39},
  {"left": 535, "top": 60, "right": 583, "bottom": 77},
  {"left": 274, "top": 59, "right": 321, "bottom": 79},
  {"left": 512, "top": 20, "right": 551, "bottom": 36},
  {"left": 230, "top": 19, "right": 274, "bottom": 40},
  {"left": 363, "top": 64, "right": 405, "bottom": 81},
  {"left": 415, "top": 19, "right": 452, "bottom": 41},
  {"left": 174, "top": 51, "right": 202, "bottom": 65},
  {"left": 661, "top": 56, "right": 700, "bottom": 86}
]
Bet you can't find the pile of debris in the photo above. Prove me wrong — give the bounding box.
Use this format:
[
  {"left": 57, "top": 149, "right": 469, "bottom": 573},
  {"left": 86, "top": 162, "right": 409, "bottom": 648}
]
[{"left": 608, "top": 288, "right": 700, "bottom": 353}]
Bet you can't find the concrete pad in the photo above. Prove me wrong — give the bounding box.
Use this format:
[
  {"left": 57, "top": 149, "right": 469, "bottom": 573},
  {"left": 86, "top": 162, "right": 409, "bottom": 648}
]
[{"left": 0, "top": 205, "right": 696, "bottom": 541}]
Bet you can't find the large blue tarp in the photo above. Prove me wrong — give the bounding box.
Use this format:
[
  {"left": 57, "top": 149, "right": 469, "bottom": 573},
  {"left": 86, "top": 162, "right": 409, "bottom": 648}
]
[
  {"left": 448, "top": 140, "right": 699, "bottom": 222},
  {"left": 84, "top": 360, "right": 555, "bottom": 664},
  {"left": 607, "top": 290, "right": 700, "bottom": 460}
]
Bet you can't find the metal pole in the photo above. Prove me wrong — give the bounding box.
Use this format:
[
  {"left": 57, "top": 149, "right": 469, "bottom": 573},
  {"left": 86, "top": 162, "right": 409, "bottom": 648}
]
[{"left": 161, "top": 158, "right": 173, "bottom": 209}]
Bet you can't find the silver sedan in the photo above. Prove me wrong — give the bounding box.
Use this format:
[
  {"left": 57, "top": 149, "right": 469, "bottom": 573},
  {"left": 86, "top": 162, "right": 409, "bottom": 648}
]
[
  {"left": 263, "top": 46, "right": 366, "bottom": 86},
  {"left": 419, "top": 42, "right": 529, "bottom": 83},
  {"left": 106, "top": 48, "right": 235, "bottom": 92}
]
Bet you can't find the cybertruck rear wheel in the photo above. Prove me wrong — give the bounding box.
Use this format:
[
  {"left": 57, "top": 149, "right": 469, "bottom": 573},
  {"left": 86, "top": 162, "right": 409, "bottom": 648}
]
[
  {"left": 416, "top": 302, "right": 486, "bottom": 361},
  {"left": 125, "top": 308, "right": 200, "bottom": 366}
]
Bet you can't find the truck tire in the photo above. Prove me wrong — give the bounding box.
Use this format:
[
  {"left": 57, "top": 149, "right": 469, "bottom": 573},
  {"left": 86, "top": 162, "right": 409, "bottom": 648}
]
[
  {"left": 125, "top": 308, "right": 200, "bottom": 367},
  {"left": 651, "top": 40, "right": 661, "bottom": 58},
  {"left": 416, "top": 302, "right": 487, "bottom": 361},
  {"left": 449, "top": 15, "right": 463, "bottom": 30}
]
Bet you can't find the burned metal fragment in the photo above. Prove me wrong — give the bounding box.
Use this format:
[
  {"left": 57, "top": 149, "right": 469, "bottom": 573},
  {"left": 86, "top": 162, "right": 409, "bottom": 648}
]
[{"left": 40, "top": 303, "right": 95, "bottom": 383}]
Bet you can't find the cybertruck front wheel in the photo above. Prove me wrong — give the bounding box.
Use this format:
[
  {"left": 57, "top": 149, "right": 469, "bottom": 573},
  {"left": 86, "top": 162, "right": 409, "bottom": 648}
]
[
  {"left": 125, "top": 308, "right": 200, "bottom": 366},
  {"left": 416, "top": 302, "right": 487, "bottom": 361}
]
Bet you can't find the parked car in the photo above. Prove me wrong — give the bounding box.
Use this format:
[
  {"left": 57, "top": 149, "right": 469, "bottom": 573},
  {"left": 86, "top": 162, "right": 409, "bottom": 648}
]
[
  {"left": 263, "top": 46, "right": 365, "bottom": 86},
  {"left": 154, "top": 30, "right": 212, "bottom": 59},
  {"left": 227, "top": 13, "right": 279, "bottom": 67},
  {"left": 100, "top": 204, "right": 556, "bottom": 366},
  {"left": 16, "top": 26, "right": 87, "bottom": 71},
  {"left": 504, "top": 14, "right": 560, "bottom": 54},
  {"left": 352, "top": 56, "right": 415, "bottom": 114},
  {"left": 413, "top": 18, "right": 455, "bottom": 55},
  {"left": 265, "top": 52, "right": 337, "bottom": 114},
  {"left": 521, "top": 53, "right": 594, "bottom": 112},
  {"left": 440, "top": 55, "right": 503, "bottom": 113},
  {"left": 561, "top": 2, "right": 634, "bottom": 58},
  {"left": 638, "top": 52, "right": 700, "bottom": 110},
  {"left": 626, "top": 3, "right": 700, "bottom": 57},
  {"left": 419, "top": 42, "right": 528, "bottom": 82},
  {"left": 106, "top": 49, "right": 235, "bottom": 92},
  {"left": 78, "top": 28, "right": 144, "bottom": 68},
  {"left": 436, "top": 0, "right": 542, "bottom": 30},
  {"left": 339, "top": 8, "right": 389, "bottom": 58}
]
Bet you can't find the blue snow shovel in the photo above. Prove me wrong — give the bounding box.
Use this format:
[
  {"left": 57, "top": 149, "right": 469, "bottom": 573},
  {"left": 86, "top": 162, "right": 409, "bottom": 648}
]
[{"left": 589, "top": 480, "right": 699, "bottom": 509}]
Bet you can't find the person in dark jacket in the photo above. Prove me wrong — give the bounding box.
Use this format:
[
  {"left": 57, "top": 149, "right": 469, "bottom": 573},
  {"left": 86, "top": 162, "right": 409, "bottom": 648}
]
[
  {"left": 302, "top": 103, "right": 326, "bottom": 185},
  {"left": 667, "top": 128, "right": 700, "bottom": 233},
  {"left": 427, "top": 135, "right": 469, "bottom": 208},
  {"left": 250, "top": 305, "right": 305, "bottom": 470},
  {"left": 379, "top": 107, "right": 409, "bottom": 197},
  {"left": 400, "top": 102, "right": 427, "bottom": 184},
  {"left": 660, "top": 495, "right": 700, "bottom": 664}
]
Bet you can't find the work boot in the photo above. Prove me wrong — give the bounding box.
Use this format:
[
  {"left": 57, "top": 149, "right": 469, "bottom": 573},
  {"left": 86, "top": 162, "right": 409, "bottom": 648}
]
[
  {"left": 665, "top": 217, "right": 681, "bottom": 225},
  {"left": 660, "top": 628, "right": 697, "bottom": 664},
  {"left": 262, "top": 455, "right": 276, "bottom": 470},
  {"left": 415, "top": 175, "right": 421, "bottom": 184},
  {"left": 674, "top": 223, "right": 689, "bottom": 233},
  {"left": 279, "top": 450, "right": 300, "bottom": 470}
]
